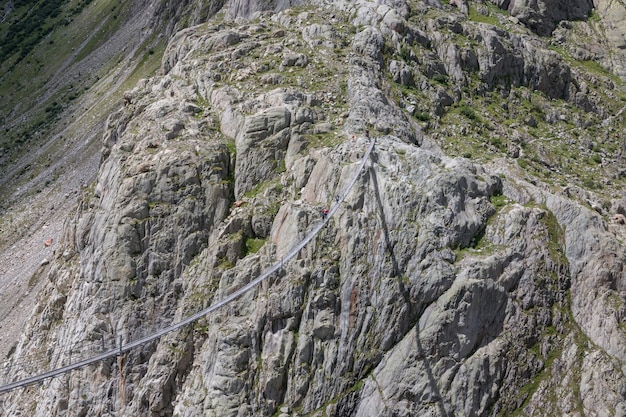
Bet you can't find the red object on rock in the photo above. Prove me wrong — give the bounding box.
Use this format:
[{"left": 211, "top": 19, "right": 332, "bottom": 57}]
[{"left": 44, "top": 238, "right": 54, "bottom": 247}]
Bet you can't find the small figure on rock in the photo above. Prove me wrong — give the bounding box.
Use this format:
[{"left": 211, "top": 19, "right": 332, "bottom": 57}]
[
  {"left": 123, "top": 92, "right": 133, "bottom": 106},
  {"left": 321, "top": 208, "right": 329, "bottom": 220}
]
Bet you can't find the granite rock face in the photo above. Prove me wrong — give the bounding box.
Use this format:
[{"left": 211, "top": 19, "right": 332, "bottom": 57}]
[
  {"left": 1, "top": 0, "right": 625, "bottom": 416},
  {"left": 487, "top": 0, "right": 626, "bottom": 78},
  {"left": 503, "top": 0, "right": 593, "bottom": 36}
]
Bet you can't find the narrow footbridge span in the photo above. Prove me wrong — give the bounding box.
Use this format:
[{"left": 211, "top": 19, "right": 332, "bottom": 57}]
[{"left": 0, "top": 138, "right": 376, "bottom": 395}]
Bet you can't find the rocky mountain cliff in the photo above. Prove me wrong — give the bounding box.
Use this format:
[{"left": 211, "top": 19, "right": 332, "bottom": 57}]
[{"left": 1, "top": 0, "right": 626, "bottom": 416}]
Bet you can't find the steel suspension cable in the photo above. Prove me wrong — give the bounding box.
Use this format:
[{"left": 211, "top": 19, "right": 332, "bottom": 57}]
[{"left": 0, "top": 138, "right": 375, "bottom": 395}]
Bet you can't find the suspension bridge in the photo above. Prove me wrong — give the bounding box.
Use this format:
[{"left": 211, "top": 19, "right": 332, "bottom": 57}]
[{"left": 0, "top": 137, "right": 376, "bottom": 395}]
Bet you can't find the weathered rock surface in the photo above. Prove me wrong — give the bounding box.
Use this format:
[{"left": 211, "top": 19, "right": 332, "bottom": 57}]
[
  {"left": 1, "top": 0, "right": 625, "bottom": 416},
  {"left": 583, "top": 0, "right": 626, "bottom": 78},
  {"left": 499, "top": 0, "right": 593, "bottom": 36}
]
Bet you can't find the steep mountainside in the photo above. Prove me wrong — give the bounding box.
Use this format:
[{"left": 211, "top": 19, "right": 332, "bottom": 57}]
[
  {"left": 1, "top": 0, "right": 625, "bottom": 416},
  {"left": 0, "top": 0, "right": 226, "bottom": 364}
]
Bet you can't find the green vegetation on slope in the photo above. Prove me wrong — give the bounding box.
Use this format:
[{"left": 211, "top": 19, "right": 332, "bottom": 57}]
[
  {"left": 387, "top": 2, "right": 626, "bottom": 205},
  {"left": 0, "top": 0, "right": 134, "bottom": 168}
]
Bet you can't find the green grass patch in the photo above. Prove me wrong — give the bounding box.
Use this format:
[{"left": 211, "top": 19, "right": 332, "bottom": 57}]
[
  {"left": 244, "top": 181, "right": 267, "bottom": 198},
  {"left": 459, "top": 104, "right": 480, "bottom": 121},
  {"left": 304, "top": 132, "right": 342, "bottom": 149},
  {"left": 244, "top": 237, "right": 268, "bottom": 256},
  {"left": 225, "top": 139, "right": 237, "bottom": 155},
  {"left": 414, "top": 111, "right": 430, "bottom": 122},
  {"left": 468, "top": 5, "right": 500, "bottom": 26},
  {"left": 490, "top": 194, "right": 509, "bottom": 210},
  {"left": 216, "top": 257, "right": 234, "bottom": 269},
  {"left": 538, "top": 205, "right": 568, "bottom": 266},
  {"left": 275, "top": 159, "right": 286, "bottom": 173},
  {"left": 432, "top": 73, "right": 449, "bottom": 85},
  {"left": 591, "top": 153, "right": 602, "bottom": 164},
  {"left": 577, "top": 59, "right": 618, "bottom": 81}
]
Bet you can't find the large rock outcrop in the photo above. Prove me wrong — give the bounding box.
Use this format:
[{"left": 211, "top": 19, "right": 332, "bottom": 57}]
[
  {"left": 1, "top": 0, "right": 625, "bottom": 416},
  {"left": 492, "top": 0, "right": 593, "bottom": 36}
]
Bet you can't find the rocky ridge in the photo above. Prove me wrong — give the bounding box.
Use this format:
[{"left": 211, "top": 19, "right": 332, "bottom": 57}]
[{"left": 0, "top": 0, "right": 625, "bottom": 416}]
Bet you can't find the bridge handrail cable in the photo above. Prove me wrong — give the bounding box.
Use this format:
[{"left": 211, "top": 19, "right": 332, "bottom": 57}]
[{"left": 0, "top": 138, "right": 375, "bottom": 395}]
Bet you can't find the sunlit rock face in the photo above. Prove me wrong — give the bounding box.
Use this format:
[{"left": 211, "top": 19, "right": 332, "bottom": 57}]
[{"left": 2, "top": 0, "right": 626, "bottom": 416}]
